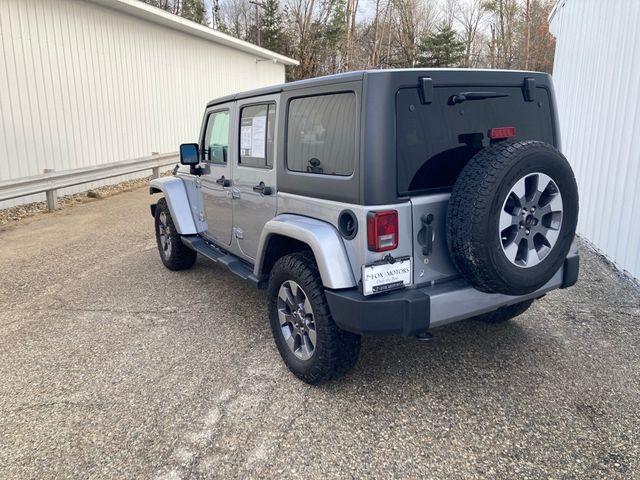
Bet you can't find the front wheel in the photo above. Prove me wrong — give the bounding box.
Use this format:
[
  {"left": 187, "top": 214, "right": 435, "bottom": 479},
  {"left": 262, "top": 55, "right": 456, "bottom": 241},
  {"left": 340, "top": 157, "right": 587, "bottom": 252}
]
[
  {"left": 268, "top": 252, "right": 361, "bottom": 384},
  {"left": 154, "top": 198, "right": 197, "bottom": 271}
]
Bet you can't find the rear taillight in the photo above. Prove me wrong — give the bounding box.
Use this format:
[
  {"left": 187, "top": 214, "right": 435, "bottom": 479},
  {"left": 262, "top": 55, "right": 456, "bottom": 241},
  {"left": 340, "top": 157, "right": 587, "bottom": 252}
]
[{"left": 367, "top": 210, "right": 398, "bottom": 252}]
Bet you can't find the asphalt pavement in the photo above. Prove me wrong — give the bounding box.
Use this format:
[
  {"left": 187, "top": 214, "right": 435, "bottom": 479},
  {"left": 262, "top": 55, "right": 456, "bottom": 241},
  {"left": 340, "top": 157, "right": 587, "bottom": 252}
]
[{"left": 1, "top": 187, "right": 639, "bottom": 479}]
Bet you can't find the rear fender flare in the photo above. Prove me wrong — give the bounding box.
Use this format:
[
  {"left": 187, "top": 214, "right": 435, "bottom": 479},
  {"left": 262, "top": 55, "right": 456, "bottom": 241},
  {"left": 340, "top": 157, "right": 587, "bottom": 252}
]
[
  {"left": 255, "top": 214, "right": 357, "bottom": 290},
  {"left": 149, "top": 177, "right": 197, "bottom": 235}
]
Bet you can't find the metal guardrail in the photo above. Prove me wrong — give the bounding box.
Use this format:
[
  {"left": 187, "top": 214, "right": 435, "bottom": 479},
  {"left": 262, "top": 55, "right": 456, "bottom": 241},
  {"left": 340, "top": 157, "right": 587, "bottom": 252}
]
[{"left": 0, "top": 152, "right": 178, "bottom": 210}]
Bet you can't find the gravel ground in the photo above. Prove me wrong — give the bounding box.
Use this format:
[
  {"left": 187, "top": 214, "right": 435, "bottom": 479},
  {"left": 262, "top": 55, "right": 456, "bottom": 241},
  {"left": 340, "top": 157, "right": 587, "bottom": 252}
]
[{"left": 0, "top": 187, "right": 639, "bottom": 480}]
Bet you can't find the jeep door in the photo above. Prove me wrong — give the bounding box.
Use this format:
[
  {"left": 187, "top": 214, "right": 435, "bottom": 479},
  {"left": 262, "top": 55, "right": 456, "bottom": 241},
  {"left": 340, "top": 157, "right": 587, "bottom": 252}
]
[
  {"left": 232, "top": 95, "right": 278, "bottom": 260},
  {"left": 200, "top": 106, "right": 234, "bottom": 245}
]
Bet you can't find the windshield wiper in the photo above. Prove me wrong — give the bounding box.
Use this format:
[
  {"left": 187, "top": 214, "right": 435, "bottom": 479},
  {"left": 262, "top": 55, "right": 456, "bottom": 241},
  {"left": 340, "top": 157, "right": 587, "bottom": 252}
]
[{"left": 450, "top": 92, "right": 510, "bottom": 104}]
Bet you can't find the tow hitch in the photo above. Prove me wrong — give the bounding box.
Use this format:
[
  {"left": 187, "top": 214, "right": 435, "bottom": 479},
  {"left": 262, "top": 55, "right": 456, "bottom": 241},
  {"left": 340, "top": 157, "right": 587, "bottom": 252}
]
[{"left": 416, "top": 331, "right": 434, "bottom": 342}]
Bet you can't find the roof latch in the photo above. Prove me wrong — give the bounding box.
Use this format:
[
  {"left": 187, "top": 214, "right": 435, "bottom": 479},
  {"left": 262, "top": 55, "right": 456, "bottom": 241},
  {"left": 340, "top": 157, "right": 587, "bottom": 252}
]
[
  {"left": 524, "top": 77, "right": 536, "bottom": 102},
  {"left": 420, "top": 77, "right": 433, "bottom": 104}
]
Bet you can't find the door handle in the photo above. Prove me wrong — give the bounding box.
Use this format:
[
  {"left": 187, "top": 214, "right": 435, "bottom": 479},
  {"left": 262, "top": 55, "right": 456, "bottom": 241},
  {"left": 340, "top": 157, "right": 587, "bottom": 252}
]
[
  {"left": 252, "top": 181, "right": 273, "bottom": 196},
  {"left": 216, "top": 176, "right": 231, "bottom": 187}
]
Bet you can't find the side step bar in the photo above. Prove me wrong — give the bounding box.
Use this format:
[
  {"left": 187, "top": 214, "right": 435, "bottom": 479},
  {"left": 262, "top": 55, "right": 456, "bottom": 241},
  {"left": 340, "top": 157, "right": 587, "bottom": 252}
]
[{"left": 181, "top": 235, "right": 268, "bottom": 289}]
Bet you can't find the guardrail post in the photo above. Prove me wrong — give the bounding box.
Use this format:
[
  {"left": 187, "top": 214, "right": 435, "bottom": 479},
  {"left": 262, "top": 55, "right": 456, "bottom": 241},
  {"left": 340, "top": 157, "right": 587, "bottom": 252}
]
[
  {"left": 151, "top": 152, "right": 160, "bottom": 179},
  {"left": 44, "top": 169, "right": 57, "bottom": 211}
]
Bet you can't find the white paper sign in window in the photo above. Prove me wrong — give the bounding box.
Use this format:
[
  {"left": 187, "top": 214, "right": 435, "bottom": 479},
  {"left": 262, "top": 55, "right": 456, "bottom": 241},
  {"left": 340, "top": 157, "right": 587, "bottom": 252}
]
[
  {"left": 240, "top": 103, "right": 275, "bottom": 168},
  {"left": 240, "top": 123, "right": 252, "bottom": 157},
  {"left": 251, "top": 115, "right": 266, "bottom": 159}
]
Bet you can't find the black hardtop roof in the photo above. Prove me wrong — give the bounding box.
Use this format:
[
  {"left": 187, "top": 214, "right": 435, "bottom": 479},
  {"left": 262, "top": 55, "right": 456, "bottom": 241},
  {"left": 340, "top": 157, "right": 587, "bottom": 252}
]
[{"left": 205, "top": 68, "right": 552, "bottom": 108}]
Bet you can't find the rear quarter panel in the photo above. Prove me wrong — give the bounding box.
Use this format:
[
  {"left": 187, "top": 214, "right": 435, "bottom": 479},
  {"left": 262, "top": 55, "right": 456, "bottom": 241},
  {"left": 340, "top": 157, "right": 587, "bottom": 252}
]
[{"left": 276, "top": 193, "right": 412, "bottom": 286}]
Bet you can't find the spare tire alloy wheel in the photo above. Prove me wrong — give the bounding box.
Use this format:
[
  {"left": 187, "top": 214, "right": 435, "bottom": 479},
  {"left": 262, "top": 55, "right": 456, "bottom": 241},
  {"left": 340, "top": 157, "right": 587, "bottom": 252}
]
[
  {"left": 447, "top": 141, "right": 578, "bottom": 296},
  {"left": 500, "top": 172, "right": 563, "bottom": 268},
  {"left": 277, "top": 280, "right": 317, "bottom": 361}
]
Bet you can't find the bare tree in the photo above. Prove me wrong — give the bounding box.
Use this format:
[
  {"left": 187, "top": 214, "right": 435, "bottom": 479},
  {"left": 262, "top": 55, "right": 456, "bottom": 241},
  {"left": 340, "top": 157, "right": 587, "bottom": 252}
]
[
  {"left": 522, "top": 0, "right": 531, "bottom": 68},
  {"left": 521, "top": 0, "right": 555, "bottom": 72},
  {"left": 391, "top": 0, "right": 436, "bottom": 67},
  {"left": 343, "top": 0, "right": 359, "bottom": 70},
  {"left": 455, "top": 0, "right": 485, "bottom": 67},
  {"left": 219, "top": 0, "right": 253, "bottom": 39},
  {"left": 149, "top": 0, "right": 558, "bottom": 78},
  {"left": 442, "top": 0, "right": 459, "bottom": 28},
  {"left": 483, "top": 0, "right": 519, "bottom": 68},
  {"left": 366, "top": 0, "right": 394, "bottom": 67}
]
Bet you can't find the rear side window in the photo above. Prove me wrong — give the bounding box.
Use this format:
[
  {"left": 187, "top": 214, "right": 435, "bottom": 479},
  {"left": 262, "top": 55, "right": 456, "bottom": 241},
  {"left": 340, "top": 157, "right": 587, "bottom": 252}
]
[
  {"left": 239, "top": 103, "right": 276, "bottom": 168},
  {"left": 287, "top": 93, "right": 356, "bottom": 176},
  {"left": 204, "top": 110, "right": 229, "bottom": 164},
  {"left": 396, "top": 86, "right": 554, "bottom": 194}
]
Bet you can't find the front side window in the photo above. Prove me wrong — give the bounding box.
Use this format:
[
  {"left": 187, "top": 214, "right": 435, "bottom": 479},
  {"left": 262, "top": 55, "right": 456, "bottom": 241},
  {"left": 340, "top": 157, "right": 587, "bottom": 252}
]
[
  {"left": 239, "top": 103, "right": 276, "bottom": 168},
  {"left": 204, "top": 110, "right": 229, "bottom": 164},
  {"left": 287, "top": 93, "right": 356, "bottom": 176}
]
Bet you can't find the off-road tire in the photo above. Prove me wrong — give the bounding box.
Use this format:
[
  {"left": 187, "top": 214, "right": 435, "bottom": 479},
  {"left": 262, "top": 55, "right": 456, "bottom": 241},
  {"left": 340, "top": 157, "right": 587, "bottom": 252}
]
[
  {"left": 474, "top": 299, "right": 535, "bottom": 324},
  {"left": 447, "top": 141, "right": 578, "bottom": 295},
  {"left": 154, "top": 198, "right": 197, "bottom": 271},
  {"left": 268, "top": 252, "right": 361, "bottom": 384}
]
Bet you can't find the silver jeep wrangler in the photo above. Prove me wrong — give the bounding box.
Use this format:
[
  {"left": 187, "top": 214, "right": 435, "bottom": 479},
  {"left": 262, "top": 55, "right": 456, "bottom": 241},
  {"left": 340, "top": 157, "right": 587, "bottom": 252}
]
[{"left": 150, "top": 69, "right": 579, "bottom": 384}]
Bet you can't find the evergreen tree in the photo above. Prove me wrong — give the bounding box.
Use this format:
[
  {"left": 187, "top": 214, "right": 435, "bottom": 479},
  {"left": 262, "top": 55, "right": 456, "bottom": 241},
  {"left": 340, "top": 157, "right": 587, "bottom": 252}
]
[
  {"left": 140, "top": 0, "right": 209, "bottom": 26},
  {"left": 181, "top": 0, "right": 209, "bottom": 26},
  {"left": 261, "top": 0, "right": 283, "bottom": 53},
  {"left": 322, "top": 0, "right": 347, "bottom": 71},
  {"left": 417, "top": 23, "right": 465, "bottom": 68}
]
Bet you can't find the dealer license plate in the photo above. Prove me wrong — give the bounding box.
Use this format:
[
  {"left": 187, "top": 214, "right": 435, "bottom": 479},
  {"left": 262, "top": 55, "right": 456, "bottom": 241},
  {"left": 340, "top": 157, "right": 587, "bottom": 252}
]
[{"left": 362, "top": 258, "right": 412, "bottom": 296}]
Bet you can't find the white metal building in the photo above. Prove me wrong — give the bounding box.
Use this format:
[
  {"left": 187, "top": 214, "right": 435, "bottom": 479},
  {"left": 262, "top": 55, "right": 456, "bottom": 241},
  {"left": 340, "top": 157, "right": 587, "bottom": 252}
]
[
  {"left": 550, "top": 0, "right": 640, "bottom": 281},
  {"left": 0, "top": 0, "right": 297, "bottom": 208}
]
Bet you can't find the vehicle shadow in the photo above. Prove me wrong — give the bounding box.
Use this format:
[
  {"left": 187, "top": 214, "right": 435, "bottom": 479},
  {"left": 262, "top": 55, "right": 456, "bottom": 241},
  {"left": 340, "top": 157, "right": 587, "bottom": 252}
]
[
  {"left": 325, "top": 312, "right": 563, "bottom": 399},
  {"left": 189, "top": 258, "right": 563, "bottom": 398}
]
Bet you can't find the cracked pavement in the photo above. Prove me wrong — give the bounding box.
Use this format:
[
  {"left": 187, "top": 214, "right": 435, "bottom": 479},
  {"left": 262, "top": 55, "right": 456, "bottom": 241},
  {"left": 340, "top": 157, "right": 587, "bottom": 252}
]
[{"left": 1, "top": 187, "right": 639, "bottom": 479}]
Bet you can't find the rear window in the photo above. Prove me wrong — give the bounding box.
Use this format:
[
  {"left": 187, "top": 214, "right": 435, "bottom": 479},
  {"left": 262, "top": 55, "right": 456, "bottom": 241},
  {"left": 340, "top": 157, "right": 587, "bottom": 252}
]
[
  {"left": 396, "top": 86, "right": 554, "bottom": 194},
  {"left": 287, "top": 93, "right": 356, "bottom": 176}
]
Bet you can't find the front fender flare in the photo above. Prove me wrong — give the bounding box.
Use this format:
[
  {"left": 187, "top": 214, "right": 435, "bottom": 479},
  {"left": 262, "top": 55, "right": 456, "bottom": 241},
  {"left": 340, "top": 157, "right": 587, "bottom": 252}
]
[
  {"left": 255, "top": 214, "right": 356, "bottom": 289},
  {"left": 149, "top": 177, "right": 197, "bottom": 235}
]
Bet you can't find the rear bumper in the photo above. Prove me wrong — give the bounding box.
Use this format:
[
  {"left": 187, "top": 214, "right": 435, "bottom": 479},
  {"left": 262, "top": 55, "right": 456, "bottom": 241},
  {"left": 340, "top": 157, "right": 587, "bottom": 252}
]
[{"left": 325, "top": 252, "right": 579, "bottom": 336}]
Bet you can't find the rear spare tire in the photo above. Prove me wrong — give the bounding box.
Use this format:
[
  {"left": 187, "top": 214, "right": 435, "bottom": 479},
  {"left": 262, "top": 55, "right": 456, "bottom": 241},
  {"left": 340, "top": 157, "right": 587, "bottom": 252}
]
[{"left": 447, "top": 141, "right": 578, "bottom": 295}]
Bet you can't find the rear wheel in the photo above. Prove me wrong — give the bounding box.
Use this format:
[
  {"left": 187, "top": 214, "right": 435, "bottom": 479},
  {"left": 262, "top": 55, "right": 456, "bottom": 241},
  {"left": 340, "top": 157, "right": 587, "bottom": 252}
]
[
  {"left": 154, "top": 198, "right": 197, "bottom": 270},
  {"left": 267, "top": 252, "right": 361, "bottom": 384}
]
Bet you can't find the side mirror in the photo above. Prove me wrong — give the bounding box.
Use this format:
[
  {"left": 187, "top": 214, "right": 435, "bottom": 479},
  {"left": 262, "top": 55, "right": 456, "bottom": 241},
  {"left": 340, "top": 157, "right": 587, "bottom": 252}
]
[{"left": 179, "top": 143, "right": 200, "bottom": 165}]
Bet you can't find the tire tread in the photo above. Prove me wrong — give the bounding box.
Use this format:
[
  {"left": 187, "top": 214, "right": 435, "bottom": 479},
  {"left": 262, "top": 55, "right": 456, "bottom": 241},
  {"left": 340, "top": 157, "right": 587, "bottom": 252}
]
[
  {"left": 447, "top": 140, "right": 578, "bottom": 294},
  {"left": 155, "top": 198, "right": 197, "bottom": 271},
  {"left": 268, "top": 252, "right": 361, "bottom": 384}
]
